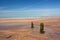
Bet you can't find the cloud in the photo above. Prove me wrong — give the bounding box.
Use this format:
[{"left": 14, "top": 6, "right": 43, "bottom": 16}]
[
  {"left": 0, "top": 7, "right": 6, "bottom": 10},
  {"left": 0, "top": 8, "right": 60, "bottom": 13},
  {"left": 0, "top": 8, "right": 59, "bottom": 13},
  {"left": 0, "top": 8, "right": 60, "bottom": 18}
]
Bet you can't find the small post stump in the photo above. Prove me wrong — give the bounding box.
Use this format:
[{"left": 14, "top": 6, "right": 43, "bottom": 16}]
[
  {"left": 40, "top": 23, "right": 45, "bottom": 34},
  {"left": 31, "top": 22, "right": 34, "bottom": 28}
]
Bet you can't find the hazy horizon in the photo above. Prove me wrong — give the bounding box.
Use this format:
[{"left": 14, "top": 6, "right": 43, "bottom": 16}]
[{"left": 0, "top": 0, "right": 60, "bottom": 18}]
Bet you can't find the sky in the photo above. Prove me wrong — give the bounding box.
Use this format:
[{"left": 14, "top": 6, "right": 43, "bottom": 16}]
[{"left": 0, "top": 0, "right": 60, "bottom": 18}]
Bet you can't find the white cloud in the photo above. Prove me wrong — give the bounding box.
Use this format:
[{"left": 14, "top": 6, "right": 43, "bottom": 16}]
[
  {"left": 0, "top": 8, "right": 60, "bottom": 17},
  {"left": 0, "top": 7, "right": 6, "bottom": 10},
  {"left": 0, "top": 8, "right": 59, "bottom": 12}
]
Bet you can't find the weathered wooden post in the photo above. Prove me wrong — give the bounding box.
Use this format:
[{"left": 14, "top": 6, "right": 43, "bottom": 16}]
[
  {"left": 40, "top": 23, "right": 44, "bottom": 33},
  {"left": 31, "top": 22, "right": 34, "bottom": 28}
]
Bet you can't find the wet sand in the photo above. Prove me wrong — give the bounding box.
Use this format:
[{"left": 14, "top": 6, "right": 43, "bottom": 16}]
[{"left": 0, "top": 18, "right": 60, "bottom": 40}]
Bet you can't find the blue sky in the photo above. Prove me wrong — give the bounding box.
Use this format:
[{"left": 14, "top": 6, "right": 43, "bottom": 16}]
[{"left": 0, "top": 0, "right": 60, "bottom": 18}]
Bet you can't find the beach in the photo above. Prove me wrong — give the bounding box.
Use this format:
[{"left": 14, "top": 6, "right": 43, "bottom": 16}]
[{"left": 0, "top": 17, "right": 60, "bottom": 40}]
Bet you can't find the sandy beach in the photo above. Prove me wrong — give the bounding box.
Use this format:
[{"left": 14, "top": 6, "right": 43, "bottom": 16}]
[{"left": 0, "top": 17, "right": 60, "bottom": 40}]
